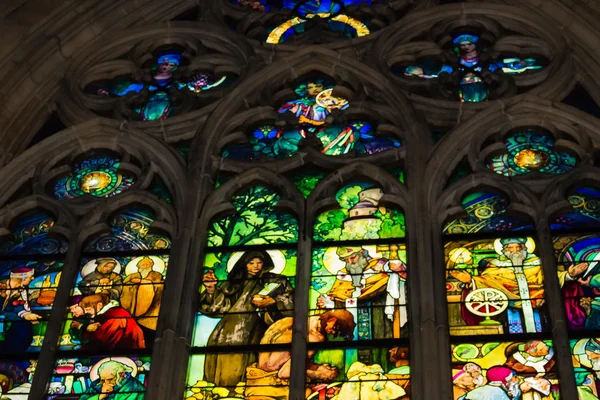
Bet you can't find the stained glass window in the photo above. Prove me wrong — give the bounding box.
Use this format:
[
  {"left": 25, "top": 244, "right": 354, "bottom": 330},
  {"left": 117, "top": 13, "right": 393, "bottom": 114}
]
[
  {"left": 61, "top": 209, "right": 170, "bottom": 351},
  {"left": 549, "top": 185, "right": 600, "bottom": 399},
  {"left": 571, "top": 338, "right": 600, "bottom": 398},
  {"left": 554, "top": 234, "right": 600, "bottom": 332},
  {"left": 187, "top": 186, "right": 298, "bottom": 398},
  {"left": 446, "top": 237, "right": 547, "bottom": 336},
  {"left": 87, "top": 49, "right": 228, "bottom": 121},
  {"left": 47, "top": 208, "right": 168, "bottom": 397},
  {"left": 486, "top": 130, "right": 576, "bottom": 176},
  {"left": 221, "top": 80, "right": 401, "bottom": 161},
  {"left": 291, "top": 170, "right": 327, "bottom": 199},
  {"left": 310, "top": 244, "right": 408, "bottom": 340},
  {"left": 305, "top": 346, "right": 410, "bottom": 399},
  {"left": 0, "top": 213, "right": 66, "bottom": 354},
  {"left": 443, "top": 191, "right": 559, "bottom": 397},
  {"left": 308, "top": 183, "right": 409, "bottom": 398},
  {"left": 451, "top": 340, "right": 559, "bottom": 398},
  {"left": 207, "top": 186, "right": 299, "bottom": 247},
  {"left": 400, "top": 32, "right": 545, "bottom": 103},
  {"left": 53, "top": 155, "right": 135, "bottom": 200}
]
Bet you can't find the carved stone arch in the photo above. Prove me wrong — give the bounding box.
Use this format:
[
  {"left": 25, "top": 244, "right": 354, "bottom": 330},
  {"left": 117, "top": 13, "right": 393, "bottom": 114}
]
[
  {"left": 198, "top": 167, "right": 305, "bottom": 230},
  {"left": 373, "top": 3, "right": 573, "bottom": 127},
  {"left": 426, "top": 96, "right": 600, "bottom": 205},
  {"left": 498, "top": 0, "right": 600, "bottom": 113},
  {"left": 191, "top": 46, "right": 424, "bottom": 175},
  {"left": 0, "top": 119, "right": 187, "bottom": 213},
  {"left": 0, "top": 0, "right": 201, "bottom": 164},
  {"left": 77, "top": 191, "right": 177, "bottom": 249},
  {"left": 57, "top": 22, "right": 258, "bottom": 142},
  {"left": 435, "top": 171, "right": 540, "bottom": 229},
  {"left": 0, "top": 195, "right": 76, "bottom": 241},
  {"left": 306, "top": 162, "right": 408, "bottom": 226}
]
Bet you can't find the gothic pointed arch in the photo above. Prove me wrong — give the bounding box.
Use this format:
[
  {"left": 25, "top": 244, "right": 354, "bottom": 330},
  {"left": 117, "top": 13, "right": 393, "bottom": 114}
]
[{"left": 425, "top": 97, "right": 600, "bottom": 207}]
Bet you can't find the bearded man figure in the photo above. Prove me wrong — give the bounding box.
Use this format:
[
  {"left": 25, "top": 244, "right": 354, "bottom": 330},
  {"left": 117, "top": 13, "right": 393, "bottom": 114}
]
[
  {"left": 450, "top": 238, "right": 545, "bottom": 334},
  {"left": 80, "top": 360, "right": 145, "bottom": 400},
  {"left": 322, "top": 247, "right": 407, "bottom": 369}
]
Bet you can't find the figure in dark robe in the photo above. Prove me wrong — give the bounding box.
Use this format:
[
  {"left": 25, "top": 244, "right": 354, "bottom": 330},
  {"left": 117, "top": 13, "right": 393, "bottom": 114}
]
[{"left": 199, "top": 250, "right": 294, "bottom": 388}]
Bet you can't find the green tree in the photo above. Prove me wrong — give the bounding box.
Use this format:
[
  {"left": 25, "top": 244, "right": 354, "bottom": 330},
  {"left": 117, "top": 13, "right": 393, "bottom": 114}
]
[
  {"left": 292, "top": 171, "right": 326, "bottom": 199},
  {"left": 207, "top": 186, "right": 298, "bottom": 247}
]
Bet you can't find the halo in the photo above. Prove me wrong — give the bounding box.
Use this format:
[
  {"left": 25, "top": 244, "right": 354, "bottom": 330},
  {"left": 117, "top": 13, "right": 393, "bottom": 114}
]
[
  {"left": 323, "top": 247, "right": 347, "bottom": 274},
  {"left": 89, "top": 357, "right": 138, "bottom": 381},
  {"left": 493, "top": 237, "right": 535, "bottom": 255},
  {"left": 81, "top": 258, "right": 121, "bottom": 278},
  {"left": 125, "top": 255, "right": 166, "bottom": 276},
  {"left": 448, "top": 247, "right": 473, "bottom": 265},
  {"left": 226, "top": 250, "right": 286, "bottom": 275}
]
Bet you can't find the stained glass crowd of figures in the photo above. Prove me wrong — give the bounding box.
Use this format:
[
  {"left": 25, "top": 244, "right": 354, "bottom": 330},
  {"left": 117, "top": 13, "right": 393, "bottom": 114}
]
[{"left": 0, "top": 209, "right": 166, "bottom": 398}]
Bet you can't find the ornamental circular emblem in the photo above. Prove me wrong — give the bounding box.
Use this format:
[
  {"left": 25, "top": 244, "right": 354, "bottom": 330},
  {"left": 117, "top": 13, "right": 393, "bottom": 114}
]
[
  {"left": 69, "top": 169, "right": 122, "bottom": 197},
  {"left": 513, "top": 148, "right": 550, "bottom": 170},
  {"left": 465, "top": 288, "right": 509, "bottom": 320}
]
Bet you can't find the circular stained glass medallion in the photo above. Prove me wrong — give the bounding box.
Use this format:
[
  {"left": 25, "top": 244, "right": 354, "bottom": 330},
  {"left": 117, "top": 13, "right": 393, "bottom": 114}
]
[
  {"left": 69, "top": 168, "right": 121, "bottom": 197},
  {"left": 513, "top": 148, "right": 550, "bottom": 170}
]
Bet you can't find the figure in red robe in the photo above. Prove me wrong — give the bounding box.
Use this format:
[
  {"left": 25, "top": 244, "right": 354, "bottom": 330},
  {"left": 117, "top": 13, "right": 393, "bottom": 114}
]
[{"left": 72, "top": 293, "right": 145, "bottom": 350}]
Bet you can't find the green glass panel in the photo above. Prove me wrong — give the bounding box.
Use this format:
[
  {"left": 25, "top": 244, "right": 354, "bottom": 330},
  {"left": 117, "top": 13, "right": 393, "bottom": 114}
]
[
  {"left": 207, "top": 186, "right": 299, "bottom": 247},
  {"left": 313, "top": 183, "right": 405, "bottom": 241}
]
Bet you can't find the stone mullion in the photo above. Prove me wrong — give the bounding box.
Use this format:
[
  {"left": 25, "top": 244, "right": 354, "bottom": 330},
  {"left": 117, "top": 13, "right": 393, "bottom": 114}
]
[
  {"left": 405, "top": 143, "right": 443, "bottom": 400},
  {"left": 536, "top": 220, "right": 579, "bottom": 400},
  {"left": 430, "top": 225, "right": 454, "bottom": 400},
  {"left": 289, "top": 207, "right": 310, "bottom": 399},
  {"left": 29, "top": 232, "right": 82, "bottom": 398},
  {"left": 145, "top": 175, "right": 202, "bottom": 400}
]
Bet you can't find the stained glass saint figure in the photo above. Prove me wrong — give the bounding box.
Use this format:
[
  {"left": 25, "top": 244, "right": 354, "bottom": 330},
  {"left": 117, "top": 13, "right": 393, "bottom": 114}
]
[
  {"left": 90, "top": 51, "right": 227, "bottom": 121},
  {"left": 402, "top": 32, "right": 544, "bottom": 103}
]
